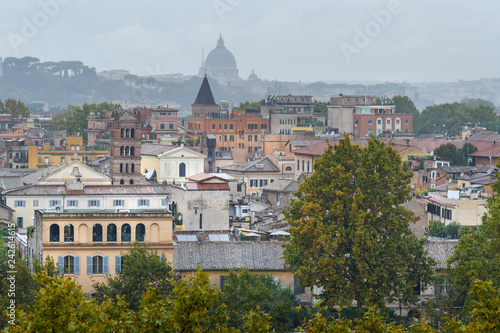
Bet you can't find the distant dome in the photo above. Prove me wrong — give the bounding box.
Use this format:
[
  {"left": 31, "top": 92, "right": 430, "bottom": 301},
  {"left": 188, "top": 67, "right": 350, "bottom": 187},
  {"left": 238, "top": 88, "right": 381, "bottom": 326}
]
[
  {"left": 248, "top": 69, "right": 259, "bottom": 80},
  {"left": 205, "top": 36, "right": 237, "bottom": 68},
  {"left": 199, "top": 35, "right": 239, "bottom": 83}
]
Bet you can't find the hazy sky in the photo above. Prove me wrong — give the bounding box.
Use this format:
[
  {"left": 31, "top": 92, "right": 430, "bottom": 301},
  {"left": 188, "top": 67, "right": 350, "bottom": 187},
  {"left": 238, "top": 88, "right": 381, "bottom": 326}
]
[{"left": 1, "top": 0, "right": 498, "bottom": 83}]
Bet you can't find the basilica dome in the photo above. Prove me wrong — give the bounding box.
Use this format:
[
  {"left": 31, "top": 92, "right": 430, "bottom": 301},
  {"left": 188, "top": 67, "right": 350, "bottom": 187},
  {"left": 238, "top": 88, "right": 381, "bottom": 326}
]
[{"left": 199, "top": 35, "right": 239, "bottom": 83}]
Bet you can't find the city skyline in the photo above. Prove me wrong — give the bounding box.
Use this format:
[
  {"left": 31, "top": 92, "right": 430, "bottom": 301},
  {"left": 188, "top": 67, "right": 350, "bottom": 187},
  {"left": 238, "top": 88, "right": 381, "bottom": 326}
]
[{"left": 1, "top": 0, "right": 499, "bottom": 83}]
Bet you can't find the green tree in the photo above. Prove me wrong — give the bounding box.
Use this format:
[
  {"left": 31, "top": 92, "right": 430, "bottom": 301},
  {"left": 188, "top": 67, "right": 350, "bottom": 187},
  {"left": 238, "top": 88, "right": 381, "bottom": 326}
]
[
  {"left": 434, "top": 143, "right": 477, "bottom": 166},
  {"left": 429, "top": 221, "right": 446, "bottom": 238},
  {"left": 239, "top": 100, "right": 261, "bottom": 112},
  {"left": 3, "top": 99, "right": 29, "bottom": 118},
  {"left": 313, "top": 100, "right": 329, "bottom": 113},
  {"left": 283, "top": 137, "right": 434, "bottom": 309},
  {"left": 217, "top": 268, "right": 297, "bottom": 332},
  {"left": 444, "top": 221, "right": 461, "bottom": 239},
  {"left": 461, "top": 98, "right": 495, "bottom": 108},
  {"left": 93, "top": 242, "right": 174, "bottom": 311},
  {"left": 48, "top": 102, "right": 121, "bottom": 139}
]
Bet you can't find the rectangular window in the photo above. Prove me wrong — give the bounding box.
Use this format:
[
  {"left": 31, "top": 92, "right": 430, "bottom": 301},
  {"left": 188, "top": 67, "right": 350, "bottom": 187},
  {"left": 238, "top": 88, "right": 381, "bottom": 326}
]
[
  {"left": 113, "top": 199, "right": 124, "bottom": 207},
  {"left": 230, "top": 135, "right": 234, "bottom": 142},
  {"left": 260, "top": 179, "right": 268, "bottom": 187},
  {"left": 368, "top": 120, "right": 372, "bottom": 125},
  {"left": 138, "top": 199, "right": 150, "bottom": 206},
  {"left": 261, "top": 124, "right": 267, "bottom": 129},
  {"left": 377, "top": 119, "right": 382, "bottom": 125},
  {"left": 212, "top": 124, "right": 215, "bottom": 130},
  {"left": 405, "top": 119, "right": 409, "bottom": 124},
  {"left": 219, "top": 124, "right": 222, "bottom": 129},
  {"left": 224, "top": 135, "right": 227, "bottom": 142},
  {"left": 17, "top": 217, "right": 23, "bottom": 228},
  {"left": 160, "top": 123, "right": 165, "bottom": 129},
  {"left": 248, "top": 147, "right": 252, "bottom": 153},
  {"left": 49, "top": 200, "right": 61, "bottom": 207},
  {"left": 161, "top": 199, "right": 168, "bottom": 206},
  {"left": 169, "top": 123, "right": 173, "bottom": 129},
  {"left": 230, "top": 124, "right": 233, "bottom": 129},
  {"left": 368, "top": 129, "right": 372, "bottom": 135},
  {"left": 254, "top": 135, "right": 258, "bottom": 141},
  {"left": 250, "top": 179, "right": 258, "bottom": 187},
  {"left": 33, "top": 200, "right": 39, "bottom": 208},
  {"left": 67, "top": 200, "right": 78, "bottom": 207},
  {"left": 14, "top": 200, "right": 26, "bottom": 208},
  {"left": 224, "top": 124, "right": 227, "bottom": 129},
  {"left": 88, "top": 200, "right": 100, "bottom": 207},
  {"left": 248, "top": 135, "right": 252, "bottom": 142}
]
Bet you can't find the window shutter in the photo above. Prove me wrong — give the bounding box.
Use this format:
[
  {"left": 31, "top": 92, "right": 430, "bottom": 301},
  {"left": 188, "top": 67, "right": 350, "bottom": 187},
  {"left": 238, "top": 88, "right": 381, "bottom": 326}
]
[
  {"left": 115, "top": 256, "right": 121, "bottom": 274},
  {"left": 87, "top": 256, "right": 92, "bottom": 275},
  {"left": 103, "top": 256, "right": 109, "bottom": 275},
  {"left": 58, "top": 256, "right": 64, "bottom": 275},
  {"left": 75, "top": 256, "right": 80, "bottom": 275}
]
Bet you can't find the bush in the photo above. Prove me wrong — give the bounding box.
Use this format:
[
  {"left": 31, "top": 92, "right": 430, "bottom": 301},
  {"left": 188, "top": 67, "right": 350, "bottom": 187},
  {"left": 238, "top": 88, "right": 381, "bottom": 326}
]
[
  {"left": 444, "top": 221, "right": 460, "bottom": 239},
  {"left": 429, "top": 221, "right": 446, "bottom": 237}
]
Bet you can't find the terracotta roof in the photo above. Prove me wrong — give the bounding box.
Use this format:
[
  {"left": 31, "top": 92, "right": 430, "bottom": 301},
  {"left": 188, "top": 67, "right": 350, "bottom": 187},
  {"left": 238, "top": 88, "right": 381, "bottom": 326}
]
[
  {"left": 221, "top": 157, "right": 280, "bottom": 173},
  {"left": 438, "top": 166, "right": 495, "bottom": 174},
  {"left": 4, "top": 184, "right": 171, "bottom": 196},
  {"left": 428, "top": 197, "right": 456, "bottom": 207},
  {"left": 468, "top": 133, "right": 500, "bottom": 142},
  {"left": 293, "top": 141, "right": 329, "bottom": 156},
  {"left": 194, "top": 76, "right": 216, "bottom": 105},
  {"left": 289, "top": 140, "right": 323, "bottom": 148},
  {"left": 469, "top": 143, "right": 500, "bottom": 158},
  {"left": 186, "top": 173, "right": 229, "bottom": 182},
  {"left": 392, "top": 139, "right": 466, "bottom": 153},
  {"left": 174, "top": 242, "right": 287, "bottom": 271},
  {"left": 185, "top": 182, "right": 229, "bottom": 191}
]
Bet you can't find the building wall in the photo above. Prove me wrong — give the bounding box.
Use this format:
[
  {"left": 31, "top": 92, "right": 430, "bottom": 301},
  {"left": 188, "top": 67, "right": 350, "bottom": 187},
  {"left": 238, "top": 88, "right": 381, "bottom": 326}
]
[
  {"left": 6, "top": 192, "right": 171, "bottom": 232},
  {"left": 354, "top": 114, "right": 413, "bottom": 137},
  {"left": 37, "top": 211, "right": 174, "bottom": 293},
  {"left": 159, "top": 154, "right": 204, "bottom": 184},
  {"left": 169, "top": 186, "right": 229, "bottom": 230},
  {"left": 28, "top": 145, "right": 108, "bottom": 169},
  {"left": 327, "top": 107, "right": 354, "bottom": 133},
  {"left": 141, "top": 155, "right": 160, "bottom": 175},
  {"left": 270, "top": 113, "right": 297, "bottom": 134}
]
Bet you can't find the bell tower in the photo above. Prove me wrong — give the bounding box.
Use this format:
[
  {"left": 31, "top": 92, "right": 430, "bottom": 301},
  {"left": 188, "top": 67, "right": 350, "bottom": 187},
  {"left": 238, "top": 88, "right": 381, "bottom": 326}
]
[{"left": 109, "top": 110, "right": 142, "bottom": 185}]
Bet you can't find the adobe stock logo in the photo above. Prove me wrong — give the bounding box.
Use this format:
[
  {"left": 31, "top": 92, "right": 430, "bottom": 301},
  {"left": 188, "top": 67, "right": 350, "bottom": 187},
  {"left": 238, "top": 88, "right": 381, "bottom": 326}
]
[
  {"left": 7, "top": 0, "right": 71, "bottom": 53},
  {"left": 213, "top": 0, "right": 242, "bottom": 21},
  {"left": 340, "top": 0, "right": 405, "bottom": 63}
]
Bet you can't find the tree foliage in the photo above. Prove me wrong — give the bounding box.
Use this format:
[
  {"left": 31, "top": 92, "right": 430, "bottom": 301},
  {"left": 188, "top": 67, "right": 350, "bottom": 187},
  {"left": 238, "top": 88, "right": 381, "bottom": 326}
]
[
  {"left": 313, "top": 100, "right": 329, "bottom": 113},
  {"left": 238, "top": 100, "right": 261, "bottom": 113},
  {"left": 284, "top": 137, "right": 434, "bottom": 309},
  {"left": 0, "top": 99, "right": 30, "bottom": 118},
  {"left": 47, "top": 102, "right": 122, "bottom": 138},
  {"left": 217, "top": 268, "right": 297, "bottom": 332},
  {"left": 93, "top": 242, "right": 174, "bottom": 311},
  {"left": 5, "top": 268, "right": 271, "bottom": 332},
  {"left": 418, "top": 102, "right": 497, "bottom": 137},
  {"left": 434, "top": 143, "right": 477, "bottom": 166}
]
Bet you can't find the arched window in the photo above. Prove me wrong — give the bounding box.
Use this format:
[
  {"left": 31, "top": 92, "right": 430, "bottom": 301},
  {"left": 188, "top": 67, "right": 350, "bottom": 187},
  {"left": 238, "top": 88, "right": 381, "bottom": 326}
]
[
  {"left": 130, "top": 146, "right": 135, "bottom": 156},
  {"left": 285, "top": 166, "right": 293, "bottom": 172},
  {"left": 131, "top": 128, "right": 135, "bottom": 138},
  {"left": 120, "top": 163, "right": 123, "bottom": 173},
  {"left": 107, "top": 224, "right": 117, "bottom": 242},
  {"left": 125, "top": 146, "right": 130, "bottom": 156},
  {"left": 136, "top": 224, "right": 145, "bottom": 242},
  {"left": 126, "top": 129, "right": 130, "bottom": 138},
  {"left": 129, "top": 180, "right": 134, "bottom": 185},
  {"left": 50, "top": 224, "right": 59, "bottom": 242},
  {"left": 121, "top": 224, "right": 131, "bottom": 242},
  {"left": 120, "top": 146, "right": 124, "bottom": 156},
  {"left": 92, "top": 255, "right": 103, "bottom": 274},
  {"left": 179, "top": 163, "right": 186, "bottom": 177},
  {"left": 121, "top": 128, "right": 124, "bottom": 138},
  {"left": 126, "top": 164, "right": 129, "bottom": 173},
  {"left": 131, "top": 164, "right": 135, "bottom": 173},
  {"left": 64, "top": 224, "right": 74, "bottom": 242},
  {"left": 120, "top": 179, "right": 125, "bottom": 185},
  {"left": 64, "top": 255, "right": 75, "bottom": 274},
  {"left": 93, "top": 224, "right": 102, "bottom": 242}
]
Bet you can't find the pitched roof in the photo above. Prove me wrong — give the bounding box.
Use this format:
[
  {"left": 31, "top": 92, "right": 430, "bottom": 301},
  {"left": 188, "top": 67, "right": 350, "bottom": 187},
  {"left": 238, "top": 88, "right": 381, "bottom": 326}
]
[
  {"left": 467, "top": 132, "right": 500, "bottom": 142},
  {"left": 141, "top": 143, "right": 178, "bottom": 156},
  {"left": 4, "top": 184, "right": 171, "bottom": 196},
  {"left": 186, "top": 173, "right": 229, "bottom": 182},
  {"left": 469, "top": 144, "right": 500, "bottom": 158},
  {"left": 185, "top": 183, "right": 230, "bottom": 191},
  {"left": 261, "top": 179, "right": 299, "bottom": 193},
  {"left": 0, "top": 176, "right": 24, "bottom": 191},
  {"left": 221, "top": 157, "right": 280, "bottom": 173},
  {"left": 438, "top": 166, "right": 494, "bottom": 174},
  {"left": 174, "top": 242, "right": 287, "bottom": 271},
  {"left": 424, "top": 238, "right": 457, "bottom": 270},
  {"left": 293, "top": 141, "right": 329, "bottom": 156},
  {"left": 194, "top": 76, "right": 216, "bottom": 105}
]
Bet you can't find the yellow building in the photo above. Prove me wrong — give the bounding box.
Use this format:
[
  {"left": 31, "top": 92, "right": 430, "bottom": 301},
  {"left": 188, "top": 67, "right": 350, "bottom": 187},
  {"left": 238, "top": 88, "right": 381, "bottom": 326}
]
[
  {"left": 34, "top": 208, "right": 175, "bottom": 294},
  {"left": 28, "top": 137, "right": 108, "bottom": 169}
]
